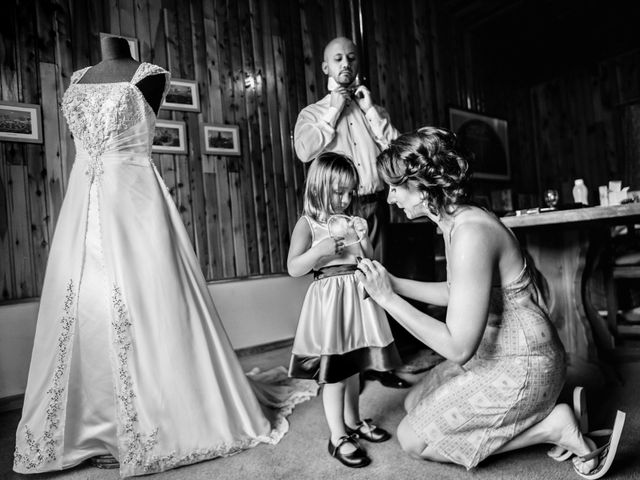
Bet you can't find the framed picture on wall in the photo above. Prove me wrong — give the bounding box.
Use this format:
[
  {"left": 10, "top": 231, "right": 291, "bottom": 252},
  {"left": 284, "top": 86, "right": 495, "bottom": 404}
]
[
  {"left": 100, "top": 32, "right": 140, "bottom": 61},
  {"left": 202, "top": 124, "right": 241, "bottom": 156},
  {"left": 162, "top": 79, "right": 200, "bottom": 112},
  {"left": 152, "top": 120, "right": 188, "bottom": 154},
  {"left": 0, "top": 101, "right": 43, "bottom": 144},
  {"left": 448, "top": 107, "right": 510, "bottom": 181}
]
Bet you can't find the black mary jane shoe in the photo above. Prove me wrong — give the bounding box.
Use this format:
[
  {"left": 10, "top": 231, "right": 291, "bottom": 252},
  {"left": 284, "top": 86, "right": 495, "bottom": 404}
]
[
  {"left": 328, "top": 434, "right": 371, "bottom": 468},
  {"left": 347, "top": 418, "right": 391, "bottom": 443}
]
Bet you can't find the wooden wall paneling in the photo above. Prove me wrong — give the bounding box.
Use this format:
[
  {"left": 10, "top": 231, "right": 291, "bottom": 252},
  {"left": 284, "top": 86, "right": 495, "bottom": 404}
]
[
  {"left": 280, "top": 0, "right": 307, "bottom": 214},
  {"left": 40, "top": 63, "right": 66, "bottom": 248},
  {"left": 211, "top": 0, "right": 237, "bottom": 278},
  {"left": 189, "top": 0, "right": 212, "bottom": 274},
  {"left": 531, "top": 84, "right": 552, "bottom": 191},
  {"left": 411, "top": 0, "right": 432, "bottom": 127},
  {"left": 17, "top": 0, "right": 50, "bottom": 293},
  {"left": 2, "top": 4, "right": 34, "bottom": 299},
  {"left": 318, "top": 0, "right": 336, "bottom": 47},
  {"left": 0, "top": 4, "right": 18, "bottom": 99},
  {"left": 134, "top": 0, "right": 153, "bottom": 62},
  {"left": 298, "top": 0, "right": 320, "bottom": 114},
  {"left": 333, "top": 0, "right": 349, "bottom": 38},
  {"left": 378, "top": 3, "right": 397, "bottom": 120},
  {"left": 368, "top": 4, "right": 388, "bottom": 112},
  {"left": 253, "top": 0, "right": 286, "bottom": 272},
  {"left": 176, "top": 0, "right": 207, "bottom": 270},
  {"left": 245, "top": 0, "right": 280, "bottom": 273},
  {"left": 149, "top": 1, "right": 167, "bottom": 67},
  {"left": 109, "top": 0, "right": 120, "bottom": 33},
  {"left": 163, "top": 5, "right": 195, "bottom": 246},
  {"left": 597, "top": 62, "right": 620, "bottom": 180},
  {"left": 201, "top": 0, "right": 225, "bottom": 279},
  {"left": 52, "top": 0, "right": 75, "bottom": 187},
  {"left": 578, "top": 74, "right": 599, "bottom": 185},
  {"left": 360, "top": 2, "right": 376, "bottom": 95},
  {"left": 271, "top": 4, "right": 302, "bottom": 234},
  {"left": 395, "top": 2, "right": 413, "bottom": 131},
  {"left": 119, "top": 0, "right": 137, "bottom": 37},
  {"left": 238, "top": 0, "right": 269, "bottom": 274},
  {"left": 427, "top": 0, "right": 443, "bottom": 124},
  {"left": 70, "top": 0, "right": 91, "bottom": 70},
  {"left": 175, "top": 0, "right": 195, "bottom": 78},
  {"left": 227, "top": 0, "right": 256, "bottom": 276},
  {"left": 34, "top": 1, "right": 56, "bottom": 64},
  {"left": 0, "top": 148, "right": 16, "bottom": 300},
  {"left": 259, "top": 0, "right": 290, "bottom": 271},
  {"left": 87, "top": 1, "right": 108, "bottom": 66},
  {"left": 5, "top": 147, "right": 35, "bottom": 298},
  {"left": 214, "top": 0, "right": 246, "bottom": 277}
]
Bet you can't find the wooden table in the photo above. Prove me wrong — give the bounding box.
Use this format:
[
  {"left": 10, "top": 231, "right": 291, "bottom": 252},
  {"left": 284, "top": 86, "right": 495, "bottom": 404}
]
[{"left": 501, "top": 203, "right": 640, "bottom": 361}]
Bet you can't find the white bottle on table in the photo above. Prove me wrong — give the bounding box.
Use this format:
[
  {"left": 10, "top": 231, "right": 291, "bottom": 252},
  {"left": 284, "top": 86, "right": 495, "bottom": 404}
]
[{"left": 572, "top": 178, "right": 589, "bottom": 205}]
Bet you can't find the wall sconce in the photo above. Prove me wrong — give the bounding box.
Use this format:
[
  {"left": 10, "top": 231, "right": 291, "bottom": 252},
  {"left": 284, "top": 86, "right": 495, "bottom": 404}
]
[{"left": 243, "top": 71, "right": 263, "bottom": 90}]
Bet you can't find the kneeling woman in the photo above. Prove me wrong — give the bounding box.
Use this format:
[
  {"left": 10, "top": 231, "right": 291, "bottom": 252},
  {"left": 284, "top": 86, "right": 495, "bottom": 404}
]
[{"left": 356, "top": 127, "right": 625, "bottom": 478}]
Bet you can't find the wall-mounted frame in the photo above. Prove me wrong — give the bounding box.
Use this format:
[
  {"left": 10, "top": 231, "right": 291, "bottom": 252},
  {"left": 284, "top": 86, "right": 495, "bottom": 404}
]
[
  {"left": 162, "top": 79, "right": 200, "bottom": 112},
  {"left": 100, "top": 32, "right": 140, "bottom": 61},
  {"left": 202, "top": 124, "right": 241, "bottom": 156},
  {"left": 152, "top": 120, "right": 187, "bottom": 154},
  {"left": 0, "top": 101, "right": 43, "bottom": 144},
  {"left": 448, "top": 107, "right": 510, "bottom": 181}
]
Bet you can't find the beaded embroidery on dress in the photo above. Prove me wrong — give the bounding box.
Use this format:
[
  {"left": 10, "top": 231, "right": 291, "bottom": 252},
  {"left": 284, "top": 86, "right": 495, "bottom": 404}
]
[{"left": 14, "top": 62, "right": 317, "bottom": 478}]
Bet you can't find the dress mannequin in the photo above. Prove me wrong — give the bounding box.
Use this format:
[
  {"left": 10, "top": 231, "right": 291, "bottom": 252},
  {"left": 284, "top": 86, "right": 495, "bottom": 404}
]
[{"left": 79, "top": 36, "right": 165, "bottom": 115}]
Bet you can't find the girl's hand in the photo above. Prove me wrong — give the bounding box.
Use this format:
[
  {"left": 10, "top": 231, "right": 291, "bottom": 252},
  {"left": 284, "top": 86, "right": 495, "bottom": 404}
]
[
  {"left": 316, "top": 236, "right": 345, "bottom": 258},
  {"left": 355, "top": 259, "right": 395, "bottom": 306},
  {"left": 349, "top": 216, "right": 368, "bottom": 240}
]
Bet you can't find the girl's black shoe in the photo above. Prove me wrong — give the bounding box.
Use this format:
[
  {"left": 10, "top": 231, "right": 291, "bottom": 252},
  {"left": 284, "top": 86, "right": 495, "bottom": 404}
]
[
  {"left": 328, "top": 434, "right": 371, "bottom": 468},
  {"left": 347, "top": 418, "right": 391, "bottom": 442}
]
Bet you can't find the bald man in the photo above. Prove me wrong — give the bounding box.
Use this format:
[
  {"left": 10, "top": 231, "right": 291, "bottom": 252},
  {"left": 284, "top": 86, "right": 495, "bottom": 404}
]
[
  {"left": 294, "top": 36, "right": 399, "bottom": 259},
  {"left": 294, "top": 37, "right": 409, "bottom": 390}
]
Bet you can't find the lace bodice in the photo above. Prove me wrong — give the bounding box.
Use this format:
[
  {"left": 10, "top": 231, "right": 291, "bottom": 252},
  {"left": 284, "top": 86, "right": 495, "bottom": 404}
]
[{"left": 62, "top": 63, "right": 170, "bottom": 175}]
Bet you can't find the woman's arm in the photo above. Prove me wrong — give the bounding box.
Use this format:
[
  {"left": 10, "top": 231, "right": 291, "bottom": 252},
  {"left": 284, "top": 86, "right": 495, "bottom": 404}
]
[
  {"left": 390, "top": 276, "right": 449, "bottom": 306},
  {"left": 357, "top": 223, "right": 497, "bottom": 364},
  {"left": 287, "top": 217, "right": 343, "bottom": 277}
]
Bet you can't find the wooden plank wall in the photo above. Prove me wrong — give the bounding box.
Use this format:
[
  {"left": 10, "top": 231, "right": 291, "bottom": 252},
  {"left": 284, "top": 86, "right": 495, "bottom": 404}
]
[
  {"left": 1, "top": 0, "right": 637, "bottom": 303},
  {"left": 0, "top": 0, "right": 360, "bottom": 301}
]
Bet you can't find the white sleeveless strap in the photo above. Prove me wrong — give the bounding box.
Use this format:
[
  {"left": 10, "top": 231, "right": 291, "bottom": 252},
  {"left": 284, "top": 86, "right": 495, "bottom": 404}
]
[
  {"left": 70, "top": 66, "right": 91, "bottom": 85},
  {"left": 131, "top": 63, "right": 171, "bottom": 90}
]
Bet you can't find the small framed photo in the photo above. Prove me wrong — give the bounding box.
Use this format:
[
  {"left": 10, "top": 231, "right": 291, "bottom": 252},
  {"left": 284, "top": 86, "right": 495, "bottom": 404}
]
[
  {"left": 100, "top": 32, "right": 140, "bottom": 61},
  {"left": 152, "top": 120, "right": 188, "bottom": 154},
  {"left": 448, "top": 106, "right": 510, "bottom": 181},
  {"left": 162, "top": 79, "right": 200, "bottom": 112},
  {"left": 0, "top": 101, "right": 43, "bottom": 144},
  {"left": 202, "top": 124, "right": 241, "bottom": 156}
]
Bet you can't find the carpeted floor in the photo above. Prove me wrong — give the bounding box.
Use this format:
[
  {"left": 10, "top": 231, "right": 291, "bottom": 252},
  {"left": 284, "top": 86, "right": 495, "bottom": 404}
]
[{"left": 1, "top": 346, "right": 639, "bottom": 480}]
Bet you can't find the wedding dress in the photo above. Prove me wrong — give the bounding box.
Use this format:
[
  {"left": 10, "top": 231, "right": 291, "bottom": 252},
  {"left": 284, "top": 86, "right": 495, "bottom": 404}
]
[{"left": 13, "top": 62, "right": 316, "bottom": 477}]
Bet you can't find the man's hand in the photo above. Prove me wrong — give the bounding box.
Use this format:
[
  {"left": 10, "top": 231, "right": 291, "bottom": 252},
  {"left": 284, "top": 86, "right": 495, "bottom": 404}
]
[
  {"left": 353, "top": 85, "right": 373, "bottom": 113},
  {"left": 330, "top": 87, "right": 352, "bottom": 113}
]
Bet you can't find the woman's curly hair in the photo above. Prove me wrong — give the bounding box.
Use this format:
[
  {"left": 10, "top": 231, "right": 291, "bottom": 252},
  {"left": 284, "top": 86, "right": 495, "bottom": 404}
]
[{"left": 377, "top": 126, "right": 470, "bottom": 215}]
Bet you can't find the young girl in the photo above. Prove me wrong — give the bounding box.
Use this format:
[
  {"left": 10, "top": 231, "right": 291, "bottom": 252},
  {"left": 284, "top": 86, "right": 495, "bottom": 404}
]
[{"left": 287, "top": 152, "right": 402, "bottom": 468}]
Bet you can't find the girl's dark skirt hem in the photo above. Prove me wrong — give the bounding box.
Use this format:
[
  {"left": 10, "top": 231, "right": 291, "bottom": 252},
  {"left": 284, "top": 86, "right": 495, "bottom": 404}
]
[{"left": 288, "top": 342, "right": 402, "bottom": 384}]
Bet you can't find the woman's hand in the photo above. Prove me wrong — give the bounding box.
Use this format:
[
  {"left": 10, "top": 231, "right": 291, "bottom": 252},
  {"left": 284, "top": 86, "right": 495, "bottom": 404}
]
[{"left": 354, "top": 258, "right": 395, "bottom": 306}]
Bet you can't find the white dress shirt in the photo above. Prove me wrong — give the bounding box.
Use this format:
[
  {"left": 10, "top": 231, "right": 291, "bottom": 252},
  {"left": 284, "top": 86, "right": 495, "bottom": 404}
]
[{"left": 294, "top": 93, "right": 399, "bottom": 195}]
